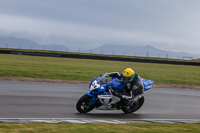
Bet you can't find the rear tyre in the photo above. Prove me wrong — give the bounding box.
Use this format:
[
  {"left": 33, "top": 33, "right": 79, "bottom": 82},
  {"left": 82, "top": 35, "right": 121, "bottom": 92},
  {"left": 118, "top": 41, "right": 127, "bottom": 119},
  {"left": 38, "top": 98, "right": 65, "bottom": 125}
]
[
  {"left": 76, "top": 94, "right": 95, "bottom": 113},
  {"left": 122, "top": 96, "right": 145, "bottom": 114}
]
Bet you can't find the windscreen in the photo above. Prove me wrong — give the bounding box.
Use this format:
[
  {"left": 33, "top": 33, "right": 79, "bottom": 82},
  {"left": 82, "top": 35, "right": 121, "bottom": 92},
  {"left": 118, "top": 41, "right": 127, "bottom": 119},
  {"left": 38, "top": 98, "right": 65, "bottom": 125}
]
[{"left": 97, "top": 73, "right": 112, "bottom": 84}]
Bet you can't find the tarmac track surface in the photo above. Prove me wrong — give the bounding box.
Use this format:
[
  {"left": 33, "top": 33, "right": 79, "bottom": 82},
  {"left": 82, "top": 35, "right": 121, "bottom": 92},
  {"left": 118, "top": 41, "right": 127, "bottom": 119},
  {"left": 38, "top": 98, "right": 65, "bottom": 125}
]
[{"left": 0, "top": 81, "right": 200, "bottom": 123}]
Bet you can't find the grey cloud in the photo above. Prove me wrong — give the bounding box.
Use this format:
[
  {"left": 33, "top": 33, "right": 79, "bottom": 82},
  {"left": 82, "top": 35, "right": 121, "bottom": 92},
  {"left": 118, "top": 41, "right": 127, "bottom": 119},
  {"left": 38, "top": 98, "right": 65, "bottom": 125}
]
[{"left": 0, "top": 0, "right": 200, "bottom": 53}]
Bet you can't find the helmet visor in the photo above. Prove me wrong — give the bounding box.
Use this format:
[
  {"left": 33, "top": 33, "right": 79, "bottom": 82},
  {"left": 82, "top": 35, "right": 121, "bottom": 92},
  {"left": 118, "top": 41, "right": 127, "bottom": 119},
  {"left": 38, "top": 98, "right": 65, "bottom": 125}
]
[{"left": 122, "top": 75, "right": 133, "bottom": 82}]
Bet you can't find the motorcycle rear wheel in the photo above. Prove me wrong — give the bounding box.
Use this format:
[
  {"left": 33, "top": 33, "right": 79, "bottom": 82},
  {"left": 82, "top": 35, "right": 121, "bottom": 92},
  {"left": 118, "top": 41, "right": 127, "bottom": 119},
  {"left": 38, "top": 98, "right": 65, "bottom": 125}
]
[
  {"left": 122, "top": 96, "right": 145, "bottom": 114},
  {"left": 76, "top": 94, "right": 95, "bottom": 113}
]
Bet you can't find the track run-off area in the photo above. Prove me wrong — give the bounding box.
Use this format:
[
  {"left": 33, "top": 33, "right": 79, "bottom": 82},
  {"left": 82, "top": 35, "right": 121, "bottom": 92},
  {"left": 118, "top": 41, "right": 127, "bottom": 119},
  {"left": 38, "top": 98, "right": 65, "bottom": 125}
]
[{"left": 0, "top": 80, "right": 200, "bottom": 123}]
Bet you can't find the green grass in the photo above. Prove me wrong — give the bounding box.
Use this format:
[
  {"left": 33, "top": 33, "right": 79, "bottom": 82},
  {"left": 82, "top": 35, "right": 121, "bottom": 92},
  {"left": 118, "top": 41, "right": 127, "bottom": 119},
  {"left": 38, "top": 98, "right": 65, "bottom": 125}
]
[
  {"left": 0, "top": 54, "right": 200, "bottom": 86},
  {"left": 0, "top": 123, "right": 199, "bottom": 133}
]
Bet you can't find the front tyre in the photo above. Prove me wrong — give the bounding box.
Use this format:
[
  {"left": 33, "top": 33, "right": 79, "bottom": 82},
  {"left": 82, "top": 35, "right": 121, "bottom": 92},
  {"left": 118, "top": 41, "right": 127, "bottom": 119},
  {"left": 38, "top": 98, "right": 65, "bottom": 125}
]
[
  {"left": 76, "top": 94, "right": 95, "bottom": 113},
  {"left": 122, "top": 96, "right": 145, "bottom": 114}
]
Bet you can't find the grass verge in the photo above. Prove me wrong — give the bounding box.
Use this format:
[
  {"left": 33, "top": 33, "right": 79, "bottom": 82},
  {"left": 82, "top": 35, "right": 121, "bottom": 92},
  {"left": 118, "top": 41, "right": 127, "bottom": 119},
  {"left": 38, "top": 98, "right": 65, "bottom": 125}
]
[
  {"left": 0, "top": 54, "right": 200, "bottom": 86},
  {"left": 0, "top": 123, "right": 200, "bottom": 133}
]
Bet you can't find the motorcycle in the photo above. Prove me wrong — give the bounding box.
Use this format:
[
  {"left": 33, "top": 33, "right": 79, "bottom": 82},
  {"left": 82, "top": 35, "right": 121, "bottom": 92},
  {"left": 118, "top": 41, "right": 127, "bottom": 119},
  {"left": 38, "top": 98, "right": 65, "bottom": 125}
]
[{"left": 76, "top": 73, "right": 153, "bottom": 113}]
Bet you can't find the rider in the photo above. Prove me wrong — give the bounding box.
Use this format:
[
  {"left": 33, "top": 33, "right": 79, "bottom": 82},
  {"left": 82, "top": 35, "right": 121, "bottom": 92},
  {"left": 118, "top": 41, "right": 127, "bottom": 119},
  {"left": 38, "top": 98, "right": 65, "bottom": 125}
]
[{"left": 108, "top": 68, "right": 144, "bottom": 106}]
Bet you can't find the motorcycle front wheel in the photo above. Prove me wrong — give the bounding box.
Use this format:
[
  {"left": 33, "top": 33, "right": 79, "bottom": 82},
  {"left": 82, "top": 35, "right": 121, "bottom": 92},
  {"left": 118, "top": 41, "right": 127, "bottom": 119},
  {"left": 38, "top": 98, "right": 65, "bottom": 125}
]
[
  {"left": 122, "top": 96, "right": 145, "bottom": 114},
  {"left": 76, "top": 94, "right": 96, "bottom": 113}
]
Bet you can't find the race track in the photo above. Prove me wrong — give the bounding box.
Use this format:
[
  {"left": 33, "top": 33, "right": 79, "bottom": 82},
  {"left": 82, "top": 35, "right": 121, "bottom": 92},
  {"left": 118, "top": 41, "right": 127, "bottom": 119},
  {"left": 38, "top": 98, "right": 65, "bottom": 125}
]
[{"left": 1, "top": 80, "right": 200, "bottom": 123}]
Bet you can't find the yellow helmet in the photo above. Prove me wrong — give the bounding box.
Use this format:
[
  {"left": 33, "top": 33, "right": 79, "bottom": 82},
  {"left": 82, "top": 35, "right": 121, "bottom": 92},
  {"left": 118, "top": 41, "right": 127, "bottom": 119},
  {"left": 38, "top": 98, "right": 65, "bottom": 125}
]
[{"left": 122, "top": 68, "right": 135, "bottom": 83}]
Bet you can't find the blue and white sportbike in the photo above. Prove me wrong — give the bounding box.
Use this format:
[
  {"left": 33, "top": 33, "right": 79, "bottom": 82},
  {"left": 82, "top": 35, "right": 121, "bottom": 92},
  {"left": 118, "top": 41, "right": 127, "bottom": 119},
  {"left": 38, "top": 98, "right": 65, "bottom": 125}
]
[{"left": 76, "top": 73, "right": 153, "bottom": 113}]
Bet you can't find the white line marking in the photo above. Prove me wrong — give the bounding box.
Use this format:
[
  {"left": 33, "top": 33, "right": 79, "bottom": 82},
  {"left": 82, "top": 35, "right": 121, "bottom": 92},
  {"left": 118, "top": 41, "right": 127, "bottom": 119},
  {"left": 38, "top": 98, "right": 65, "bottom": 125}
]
[{"left": 0, "top": 118, "right": 200, "bottom": 123}]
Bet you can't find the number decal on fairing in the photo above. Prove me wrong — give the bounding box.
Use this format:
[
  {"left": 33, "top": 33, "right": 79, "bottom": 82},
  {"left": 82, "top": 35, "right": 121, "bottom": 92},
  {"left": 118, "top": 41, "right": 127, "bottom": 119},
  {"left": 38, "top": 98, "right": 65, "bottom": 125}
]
[
  {"left": 89, "top": 80, "right": 100, "bottom": 91},
  {"left": 92, "top": 83, "right": 97, "bottom": 88}
]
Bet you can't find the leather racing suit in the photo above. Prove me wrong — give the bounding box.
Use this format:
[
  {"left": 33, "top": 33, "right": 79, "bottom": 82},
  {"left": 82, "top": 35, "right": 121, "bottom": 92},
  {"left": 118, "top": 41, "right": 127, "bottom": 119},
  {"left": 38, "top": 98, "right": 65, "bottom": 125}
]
[{"left": 109, "top": 72, "right": 144, "bottom": 105}]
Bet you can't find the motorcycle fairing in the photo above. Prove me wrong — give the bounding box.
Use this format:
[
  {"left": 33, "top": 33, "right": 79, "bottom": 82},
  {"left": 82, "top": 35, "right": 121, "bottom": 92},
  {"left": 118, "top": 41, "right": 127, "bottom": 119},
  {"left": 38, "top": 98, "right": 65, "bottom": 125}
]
[
  {"left": 142, "top": 78, "right": 154, "bottom": 91},
  {"left": 87, "top": 75, "right": 153, "bottom": 106}
]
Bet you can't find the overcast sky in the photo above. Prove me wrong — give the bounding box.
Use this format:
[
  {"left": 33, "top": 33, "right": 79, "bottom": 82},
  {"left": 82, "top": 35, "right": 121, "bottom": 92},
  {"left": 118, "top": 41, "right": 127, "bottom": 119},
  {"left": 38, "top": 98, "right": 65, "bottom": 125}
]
[{"left": 0, "top": 0, "right": 200, "bottom": 54}]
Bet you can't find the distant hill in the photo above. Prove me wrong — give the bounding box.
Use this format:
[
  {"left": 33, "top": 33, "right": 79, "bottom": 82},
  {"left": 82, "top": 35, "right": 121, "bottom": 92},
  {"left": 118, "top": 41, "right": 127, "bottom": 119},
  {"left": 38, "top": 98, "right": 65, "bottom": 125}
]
[
  {"left": 0, "top": 36, "right": 199, "bottom": 59},
  {"left": 82, "top": 44, "right": 200, "bottom": 59},
  {"left": 0, "top": 36, "right": 68, "bottom": 51}
]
